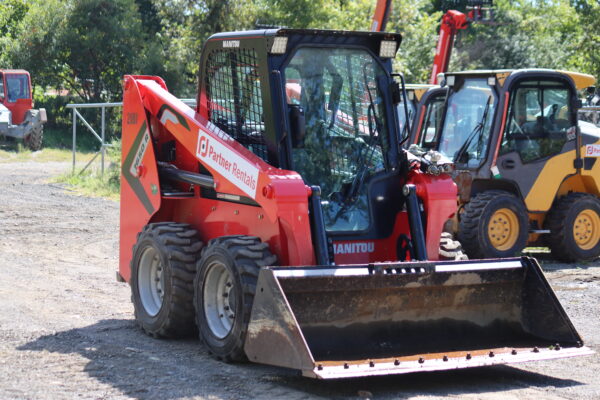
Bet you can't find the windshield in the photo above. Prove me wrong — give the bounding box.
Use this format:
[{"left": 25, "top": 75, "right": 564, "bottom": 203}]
[
  {"left": 6, "top": 74, "right": 30, "bottom": 102},
  {"left": 284, "top": 47, "right": 388, "bottom": 232},
  {"left": 438, "top": 78, "right": 496, "bottom": 167}
]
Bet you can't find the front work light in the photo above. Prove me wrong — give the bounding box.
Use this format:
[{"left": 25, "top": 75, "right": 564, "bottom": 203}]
[
  {"left": 271, "top": 36, "right": 288, "bottom": 54},
  {"left": 379, "top": 40, "right": 397, "bottom": 58}
]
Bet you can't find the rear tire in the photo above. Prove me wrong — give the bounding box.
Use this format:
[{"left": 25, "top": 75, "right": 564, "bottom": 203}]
[
  {"left": 24, "top": 125, "right": 43, "bottom": 151},
  {"left": 130, "top": 223, "right": 203, "bottom": 338},
  {"left": 546, "top": 193, "right": 600, "bottom": 262},
  {"left": 194, "top": 236, "right": 277, "bottom": 362},
  {"left": 458, "top": 190, "right": 529, "bottom": 259}
]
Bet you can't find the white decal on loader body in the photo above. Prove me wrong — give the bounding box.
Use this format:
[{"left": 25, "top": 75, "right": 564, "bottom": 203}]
[
  {"left": 585, "top": 144, "right": 600, "bottom": 157},
  {"left": 197, "top": 130, "right": 259, "bottom": 198},
  {"left": 130, "top": 127, "right": 151, "bottom": 177},
  {"left": 334, "top": 242, "right": 375, "bottom": 255}
]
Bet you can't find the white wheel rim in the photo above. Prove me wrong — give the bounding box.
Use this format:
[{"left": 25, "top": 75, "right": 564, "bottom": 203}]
[
  {"left": 137, "top": 246, "right": 164, "bottom": 317},
  {"left": 203, "top": 261, "right": 236, "bottom": 339}
]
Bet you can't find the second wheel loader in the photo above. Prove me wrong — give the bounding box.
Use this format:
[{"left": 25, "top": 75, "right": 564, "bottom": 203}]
[
  {"left": 119, "top": 29, "right": 591, "bottom": 379},
  {"left": 410, "top": 69, "right": 600, "bottom": 261}
]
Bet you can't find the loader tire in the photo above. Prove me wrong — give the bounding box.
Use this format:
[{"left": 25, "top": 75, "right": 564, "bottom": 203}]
[
  {"left": 24, "top": 125, "right": 43, "bottom": 151},
  {"left": 194, "top": 236, "right": 277, "bottom": 362},
  {"left": 439, "top": 232, "right": 468, "bottom": 260},
  {"left": 458, "top": 190, "right": 529, "bottom": 259},
  {"left": 546, "top": 193, "right": 600, "bottom": 262},
  {"left": 130, "top": 223, "right": 203, "bottom": 338}
]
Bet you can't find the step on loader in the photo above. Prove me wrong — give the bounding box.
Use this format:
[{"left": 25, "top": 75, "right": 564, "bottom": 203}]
[{"left": 118, "top": 29, "right": 592, "bottom": 379}]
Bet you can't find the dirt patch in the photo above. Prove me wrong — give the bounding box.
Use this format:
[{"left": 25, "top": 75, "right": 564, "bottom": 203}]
[{"left": 0, "top": 161, "right": 598, "bottom": 400}]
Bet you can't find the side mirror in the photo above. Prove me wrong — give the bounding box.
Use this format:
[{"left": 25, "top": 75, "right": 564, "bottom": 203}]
[
  {"left": 289, "top": 104, "right": 305, "bottom": 148},
  {"left": 573, "top": 98, "right": 583, "bottom": 109}
]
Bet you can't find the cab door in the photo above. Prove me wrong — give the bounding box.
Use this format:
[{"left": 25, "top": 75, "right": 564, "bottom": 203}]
[
  {"left": 495, "top": 78, "right": 577, "bottom": 212},
  {"left": 4, "top": 72, "right": 32, "bottom": 125}
]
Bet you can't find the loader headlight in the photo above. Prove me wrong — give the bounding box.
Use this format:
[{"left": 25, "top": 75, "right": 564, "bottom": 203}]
[
  {"left": 271, "top": 36, "right": 288, "bottom": 54},
  {"left": 379, "top": 40, "right": 397, "bottom": 58}
]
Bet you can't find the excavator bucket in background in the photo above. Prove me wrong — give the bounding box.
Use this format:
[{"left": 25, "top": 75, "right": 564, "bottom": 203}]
[{"left": 245, "top": 257, "right": 593, "bottom": 379}]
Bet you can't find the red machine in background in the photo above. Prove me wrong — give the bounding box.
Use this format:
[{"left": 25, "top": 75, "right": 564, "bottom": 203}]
[
  {"left": 0, "top": 69, "right": 46, "bottom": 150},
  {"left": 371, "top": 0, "right": 494, "bottom": 84}
]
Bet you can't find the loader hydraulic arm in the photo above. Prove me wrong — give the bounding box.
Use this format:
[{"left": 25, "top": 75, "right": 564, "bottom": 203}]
[
  {"left": 430, "top": 10, "right": 468, "bottom": 84},
  {"left": 121, "top": 75, "right": 316, "bottom": 268}
]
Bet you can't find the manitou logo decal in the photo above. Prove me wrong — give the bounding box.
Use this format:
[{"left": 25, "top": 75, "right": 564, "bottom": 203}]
[
  {"left": 334, "top": 242, "right": 375, "bottom": 255},
  {"left": 196, "top": 131, "right": 259, "bottom": 198},
  {"left": 585, "top": 144, "right": 600, "bottom": 157},
  {"left": 223, "top": 40, "right": 240, "bottom": 48}
]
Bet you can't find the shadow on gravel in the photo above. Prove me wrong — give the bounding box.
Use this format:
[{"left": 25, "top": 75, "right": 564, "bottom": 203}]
[{"left": 18, "top": 318, "right": 584, "bottom": 400}]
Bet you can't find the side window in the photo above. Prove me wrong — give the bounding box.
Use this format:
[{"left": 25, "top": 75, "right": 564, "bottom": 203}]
[
  {"left": 205, "top": 49, "right": 267, "bottom": 161},
  {"left": 501, "top": 80, "right": 573, "bottom": 163},
  {"left": 0, "top": 73, "right": 4, "bottom": 100},
  {"left": 419, "top": 95, "right": 445, "bottom": 147}
]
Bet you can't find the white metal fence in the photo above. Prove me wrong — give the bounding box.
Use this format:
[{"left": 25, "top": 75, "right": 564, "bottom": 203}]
[{"left": 66, "top": 99, "right": 196, "bottom": 175}]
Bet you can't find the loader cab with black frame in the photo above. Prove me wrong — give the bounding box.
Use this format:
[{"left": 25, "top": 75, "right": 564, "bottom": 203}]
[
  {"left": 413, "top": 69, "right": 600, "bottom": 261},
  {"left": 195, "top": 29, "right": 445, "bottom": 265}
]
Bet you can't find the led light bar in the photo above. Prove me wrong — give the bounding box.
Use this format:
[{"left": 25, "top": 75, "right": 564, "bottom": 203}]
[
  {"left": 271, "top": 36, "right": 288, "bottom": 54},
  {"left": 379, "top": 40, "right": 397, "bottom": 58}
]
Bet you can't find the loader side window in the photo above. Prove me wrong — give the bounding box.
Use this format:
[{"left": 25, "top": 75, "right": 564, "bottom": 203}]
[
  {"left": 0, "top": 73, "right": 4, "bottom": 100},
  {"left": 205, "top": 48, "right": 268, "bottom": 161},
  {"left": 501, "top": 80, "right": 573, "bottom": 163}
]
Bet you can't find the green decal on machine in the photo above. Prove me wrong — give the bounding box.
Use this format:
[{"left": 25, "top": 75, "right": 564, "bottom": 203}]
[
  {"left": 491, "top": 165, "right": 502, "bottom": 179},
  {"left": 151, "top": 184, "right": 158, "bottom": 195}
]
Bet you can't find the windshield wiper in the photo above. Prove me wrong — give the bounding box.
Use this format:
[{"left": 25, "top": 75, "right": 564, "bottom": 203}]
[{"left": 453, "top": 95, "right": 492, "bottom": 164}]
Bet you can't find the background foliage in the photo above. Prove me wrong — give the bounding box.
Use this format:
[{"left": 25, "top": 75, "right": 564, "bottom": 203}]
[{"left": 0, "top": 0, "right": 598, "bottom": 141}]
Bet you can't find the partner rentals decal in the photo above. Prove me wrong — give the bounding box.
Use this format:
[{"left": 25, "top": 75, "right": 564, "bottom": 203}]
[{"left": 197, "top": 130, "right": 259, "bottom": 198}]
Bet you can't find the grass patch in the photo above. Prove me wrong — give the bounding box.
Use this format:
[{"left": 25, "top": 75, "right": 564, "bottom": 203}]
[
  {"left": 53, "top": 167, "right": 120, "bottom": 200},
  {"left": 52, "top": 139, "right": 121, "bottom": 200}
]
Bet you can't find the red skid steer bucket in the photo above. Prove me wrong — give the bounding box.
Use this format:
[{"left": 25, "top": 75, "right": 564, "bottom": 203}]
[{"left": 244, "top": 257, "right": 593, "bottom": 379}]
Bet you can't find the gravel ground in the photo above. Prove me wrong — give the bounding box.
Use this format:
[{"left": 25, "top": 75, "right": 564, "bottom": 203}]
[{"left": 0, "top": 161, "right": 598, "bottom": 400}]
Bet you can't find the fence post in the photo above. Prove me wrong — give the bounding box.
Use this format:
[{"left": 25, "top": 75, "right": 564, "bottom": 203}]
[
  {"left": 101, "top": 106, "right": 106, "bottom": 176},
  {"left": 72, "top": 107, "right": 76, "bottom": 173}
]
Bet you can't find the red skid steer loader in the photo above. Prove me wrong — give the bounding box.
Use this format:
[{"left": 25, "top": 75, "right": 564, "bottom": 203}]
[{"left": 118, "top": 29, "right": 592, "bottom": 379}]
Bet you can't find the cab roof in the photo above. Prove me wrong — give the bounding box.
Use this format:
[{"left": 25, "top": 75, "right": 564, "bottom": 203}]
[
  {"left": 208, "top": 28, "right": 402, "bottom": 42},
  {"left": 443, "top": 69, "right": 596, "bottom": 90}
]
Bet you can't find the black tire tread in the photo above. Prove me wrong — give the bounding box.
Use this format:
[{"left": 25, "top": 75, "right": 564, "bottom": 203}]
[
  {"left": 546, "top": 193, "right": 600, "bottom": 262},
  {"left": 132, "top": 222, "right": 203, "bottom": 338},
  {"left": 195, "top": 235, "right": 277, "bottom": 363},
  {"left": 458, "top": 190, "right": 528, "bottom": 259}
]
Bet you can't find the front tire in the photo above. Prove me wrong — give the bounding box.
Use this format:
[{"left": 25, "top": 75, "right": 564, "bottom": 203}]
[
  {"left": 24, "top": 125, "right": 43, "bottom": 151},
  {"left": 459, "top": 190, "right": 529, "bottom": 259},
  {"left": 194, "top": 236, "right": 277, "bottom": 362},
  {"left": 130, "top": 223, "right": 203, "bottom": 338},
  {"left": 546, "top": 193, "right": 600, "bottom": 262}
]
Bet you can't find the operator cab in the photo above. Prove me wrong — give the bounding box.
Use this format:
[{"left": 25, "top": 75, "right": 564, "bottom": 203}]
[
  {"left": 198, "top": 29, "right": 408, "bottom": 258},
  {"left": 0, "top": 69, "right": 32, "bottom": 125}
]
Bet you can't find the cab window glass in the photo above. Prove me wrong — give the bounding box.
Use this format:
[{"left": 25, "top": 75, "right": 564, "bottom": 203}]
[
  {"left": 501, "top": 80, "right": 573, "bottom": 163},
  {"left": 284, "top": 47, "right": 388, "bottom": 233},
  {"left": 419, "top": 94, "right": 445, "bottom": 146},
  {"left": 6, "top": 74, "right": 29, "bottom": 102}
]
